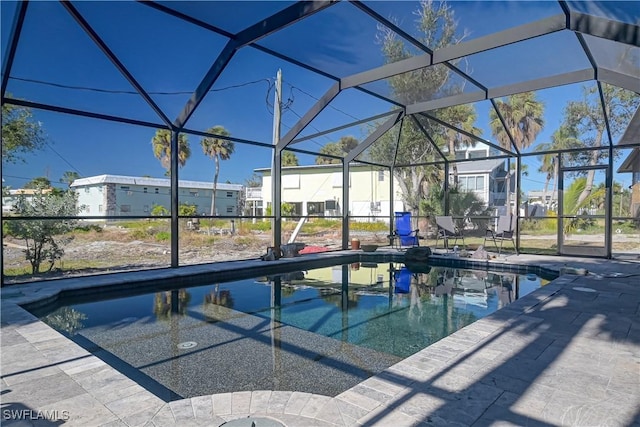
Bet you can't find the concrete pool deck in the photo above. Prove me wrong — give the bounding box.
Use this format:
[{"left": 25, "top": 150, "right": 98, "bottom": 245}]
[{"left": 1, "top": 251, "right": 639, "bottom": 426}]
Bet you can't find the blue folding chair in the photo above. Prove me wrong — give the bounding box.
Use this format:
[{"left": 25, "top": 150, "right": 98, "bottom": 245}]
[
  {"left": 393, "top": 267, "right": 412, "bottom": 294},
  {"left": 389, "top": 211, "right": 419, "bottom": 250}
]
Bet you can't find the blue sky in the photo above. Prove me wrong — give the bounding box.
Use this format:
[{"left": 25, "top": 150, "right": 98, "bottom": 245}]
[{"left": 2, "top": 1, "right": 636, "bottom": 193}]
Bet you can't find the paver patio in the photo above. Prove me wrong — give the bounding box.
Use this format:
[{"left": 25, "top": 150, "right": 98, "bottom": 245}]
[{"left": 1, "top": 251, "right": 639, "bottom": 426}]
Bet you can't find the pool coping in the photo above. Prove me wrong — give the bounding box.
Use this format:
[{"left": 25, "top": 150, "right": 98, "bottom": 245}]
[{"left": 2, "top": 250, "right": 639, "bottom": 426}]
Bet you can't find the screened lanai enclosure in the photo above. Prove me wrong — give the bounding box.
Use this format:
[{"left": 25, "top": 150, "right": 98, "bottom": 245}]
[{"left": 1, "top": 1, "right": 639, "bottom": 283}]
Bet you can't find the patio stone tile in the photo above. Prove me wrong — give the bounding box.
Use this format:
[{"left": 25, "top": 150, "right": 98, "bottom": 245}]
[
  {"left": 356, "top": 404, "right": 422, "bottom": 427},
  {"left": 314, "top": 399, "right": 345, "bottom": 426},
  {"left": 191, "top": 395, "right": 214, "bottom": 419},
  {"left": 394, "top": 392, "right": 447, "bottom": 420},
  {"left": 266, "top": 391, "right": 291, "bottom": 413},
  {"left": 299, "top": 394, "right": 332, "bottom": 418},
  {"left": 169, "top": 398, "right": 195, "bottom": 420},
  {"left": 2, "top": 348, "right": 64, "bottom": 386},
  {"left": 37, "top": 393, "right": 118, "bottom": 427},
  {"left": 536, "top": 367, "right": 610, "bottom": 399},
  {"left": 59, "top": 356, "right": 108, "bottom": 376},
  {"left": 98, "top": 420, "right": 128, "bottom": 427},
  {"left": 283, "top": 391, "right": 311, "bottom": 415},
  {"left": 212, "top": 393, "right": 232, "bottom": 415},
  {"left": 231, "top": 391, "right": 251, "bottom": 414},
  {"left": 120, "top": 405, "right": 166, "bottom": 427},
  {"left": 148, "top": 404, "right": 175, "bottom": 426},
  {"left": 93, "top": 383, "right": 147, "bottom": 405},
  {"left": 1, "top": 372, "right": 86, "bottom": 408},
  {"left": 337, "top": 387, "right": 388, "bottom": 410},
  {"left": 1, "top": 328, "right": 28, "bottom": 347},
  {"left": 334, "top": 397, "right": 369, "bottom": 421},
  {"left": 359, "top": 374, "right": 411, "bottom": 398},
  {"left": 105, "top": 391, "right": 164, "bottom": 419},
  {"left": 249, "top": 390, "right": 271, "bottom": 413}
]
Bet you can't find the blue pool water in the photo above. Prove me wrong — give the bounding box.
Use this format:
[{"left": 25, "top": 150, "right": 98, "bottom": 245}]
[{"left": 31, "top": 262, "right": 549, "bottom": 399}]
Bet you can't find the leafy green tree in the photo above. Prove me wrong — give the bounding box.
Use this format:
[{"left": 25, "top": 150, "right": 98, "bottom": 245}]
[
  {"left": 5, "top": 189, "right": 83, "bottom": 274},
  {"left": 152, "top": 129, "right": 191, "bottom": 175},
  {"left": 24, "top": 177, "right": 52, "bottom": 189},
  {"left": 60, "top": 171, "right": 80, "bottom": 188},
  {"left": 489, "top": 91, "right": 545, "bottom": 212},
  {"left": 369, "top": 1, "right": 468, "bottom": 215},
  {"left": 315, "top": 136, "right": 359, "bottom": 164},
  {"left": 421, "top": 187, "right": 490, "bottom": 232},
  {"left": 178, "top": 203, "right": 197, "bottom": 216},
  {"left": 151, "top": 204, "right": 169, "bottom": 216},
  {"left": 43, "top": 307, "right": 87, "bottom": 335},
  {"left": 1, "top": 103, "right": 46, "bottom": 164},
  {"left": 282, "top": 151, "right": 299, "bottom": 166},
  {"left": 201, "top": 125, "right": 234, "bottom": 216},
  {"left": 562, "top": 84, "right": 638, "bottom": 208}
]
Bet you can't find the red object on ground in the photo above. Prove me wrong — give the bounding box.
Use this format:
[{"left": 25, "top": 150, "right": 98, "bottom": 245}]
[{"left": 299, "top": 245, "right": 331, "bottom": 254}]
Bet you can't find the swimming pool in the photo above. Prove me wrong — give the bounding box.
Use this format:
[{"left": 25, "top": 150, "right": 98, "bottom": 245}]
[{"left": 29, "top": 261, "right": 550, "bottom": 400}]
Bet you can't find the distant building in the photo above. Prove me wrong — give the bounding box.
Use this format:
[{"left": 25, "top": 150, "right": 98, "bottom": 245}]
[
  {"left": 70, "top": 174, "right": 243, "bottom": 218},
  {"left": 252, "top": 144, "right": 510, "bottom": 222},
  {"left": 2, "top": 188, "right": 53, "bottom": 213}
]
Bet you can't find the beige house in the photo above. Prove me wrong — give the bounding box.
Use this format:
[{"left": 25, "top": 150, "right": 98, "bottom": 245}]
[
  {"left": 252, "top": 155, "right": 509, "bottom": 222},
  {"left": 254, "top": 163, "right": 404, "bottom": 223}
]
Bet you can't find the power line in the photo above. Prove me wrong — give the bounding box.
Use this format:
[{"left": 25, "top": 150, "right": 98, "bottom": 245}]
[{"left": 9, "top": 76, "right": 272, "bottom": 96}]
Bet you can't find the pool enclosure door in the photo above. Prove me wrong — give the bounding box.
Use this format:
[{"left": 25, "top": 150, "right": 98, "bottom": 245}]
[{"left": 558, "top": 165, "right": 610, "bottom": 257}]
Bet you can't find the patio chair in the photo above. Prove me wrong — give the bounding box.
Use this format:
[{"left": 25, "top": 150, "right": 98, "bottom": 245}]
[
  {"left": 389, "top": 211, "right": 419, "bottom": 250},
  {"left": 484, "top": 214, "right": 517, "bottom": 255},
  {"left": 435, "top": 216, "right": 465, "bottom": 251}
]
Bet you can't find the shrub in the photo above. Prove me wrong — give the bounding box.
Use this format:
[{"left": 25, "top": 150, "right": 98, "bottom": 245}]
[
  {"left": 155, "top": 231, "right": 170, "bottom": 242},
  {"left": 5, "top": 189, "right": 83, "bottom": 274}
]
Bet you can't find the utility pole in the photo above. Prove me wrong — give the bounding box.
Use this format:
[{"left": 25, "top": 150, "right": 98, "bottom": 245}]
[{"left": 271, "top": 69, "right": 282, "bottom": 249}]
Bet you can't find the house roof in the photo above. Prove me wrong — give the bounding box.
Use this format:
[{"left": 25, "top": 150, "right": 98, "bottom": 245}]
[
  {"left": 455, "top": 159, "right": 505, "bottom": 174},
  {"left": 70, "top": 174, "right": 243, "bottom": 191},
  {"left": 617, "top": 148, "right": 640, "bottom": 173}
]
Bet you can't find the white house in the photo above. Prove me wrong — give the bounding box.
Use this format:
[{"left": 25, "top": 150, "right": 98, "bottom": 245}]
[{"left": 70, "top": 174, "right": 243, "bottom": 218}]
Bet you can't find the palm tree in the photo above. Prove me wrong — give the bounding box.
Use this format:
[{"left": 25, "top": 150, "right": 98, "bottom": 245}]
[
  {"left": 282, "top": 151, "right": 299, "bottom": 166},
  {"left": 535, "top": 125, "right": 581, "bottom": 209},
  {"left": 151, "top": 129, "right": 191, "bottom": 175},
  {"left": 489, "top": 92, "right": 544, "bottom": 212},
  {"left": 201, "top": 125, "right": 234, "bottom": 216},
  {"left": 59, "top": 171, "right": 80, "bottom": 188},
  {"left": 436, "top": 104, "right": 481, "bottom": 188}
]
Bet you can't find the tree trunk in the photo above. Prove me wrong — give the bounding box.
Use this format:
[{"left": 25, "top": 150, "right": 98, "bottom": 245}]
[
  {"left": 575, "top": 131, "right": 603, "bottom": 209},
  {"left": 211, "top": 156, "right": 219, "bottom": 216}
]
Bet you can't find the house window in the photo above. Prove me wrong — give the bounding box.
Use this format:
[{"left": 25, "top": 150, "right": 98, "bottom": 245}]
[
  {"left": 143, "top": 187, "right": 148, "bottom": 193},
  {"left": 120, "top": 205, "right": 131, "bottom": 213},
  {"left": 226, "top": 206, "right": 234, "bottom": 213},
  {"left": 307, "top": 202, "right": 325, "bottom": 216},
  {"left": 84, "top": 187, "right": 90, "bottom": 193},
  {"left": 120, "top": 186, "right": 130, "bottom": 191},
  {"left": 189, "top": 191, "right": 199, "bottom": 197},
  {"left": 226, "top": 191, "right": 233, "bottom": 197},
  {"left": 476, "top": 176, "right": 485, "bottom": 190},
  {"left": 378, "top": 170, "right": 384, "bottom": 181},
  {"left": 155, "top": 188, "right": 159, "bottom": 194},
  {"left": 143, "top": 205, "right": 149, "bottom": 213},
  {"left": 98, "top": 204, "right": 103, "bottom": 213}
]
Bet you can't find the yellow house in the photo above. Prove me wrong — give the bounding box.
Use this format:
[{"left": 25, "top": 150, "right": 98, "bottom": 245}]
[{"left": 256, "top": 163, "right": 405, "bottom": 222}]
